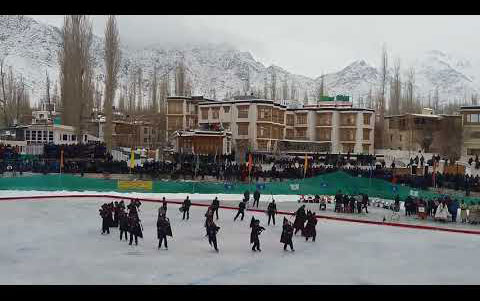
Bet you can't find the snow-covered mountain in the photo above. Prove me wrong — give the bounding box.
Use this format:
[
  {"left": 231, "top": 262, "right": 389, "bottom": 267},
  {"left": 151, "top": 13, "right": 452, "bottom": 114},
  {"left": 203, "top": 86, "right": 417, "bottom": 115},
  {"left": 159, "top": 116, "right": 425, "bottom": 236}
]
[{"left": 0, "top": 15, "right": 478, "bottom": 108}]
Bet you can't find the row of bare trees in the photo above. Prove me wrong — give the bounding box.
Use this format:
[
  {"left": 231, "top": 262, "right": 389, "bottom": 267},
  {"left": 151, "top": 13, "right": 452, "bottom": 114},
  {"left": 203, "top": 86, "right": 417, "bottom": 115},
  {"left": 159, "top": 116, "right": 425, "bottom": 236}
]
[{"left": 0, "top": 59, "right": 32, "bottom": 127}]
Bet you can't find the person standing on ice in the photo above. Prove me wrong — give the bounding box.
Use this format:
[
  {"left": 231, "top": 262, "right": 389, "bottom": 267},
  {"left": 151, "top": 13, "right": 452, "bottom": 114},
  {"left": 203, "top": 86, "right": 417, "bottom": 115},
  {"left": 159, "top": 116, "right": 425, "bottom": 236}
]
[
  {"left": 182, "top": 196, "right": 192, "bottom": 220},
  {"left": 204, "top": 206, "right": 214, "bottom": 236},
  {"left": 162, "top": 197, "right": 168, "bottom": 214},
  {"left": 234, "top": 199, "right": 247, "bottom": 221},
  {"left": 280, "top": 217, "right": 295, "bottom": 252},
  {"left": 293, "top": 205, "right": 307, "bottom": 235},
  {"left": 119, "top": 210, "right": 129, "bottom": 241},
  {"left": 211, "top": 197, "right": 220, "bottom": 220},
  {"left": 460, "top": 200, "right": 468, "bottom": 223},
  {"left": 253, "top": 189, "right": 261, "bottom": 208},
  {"left": 157, "top": 213, "right": 172, "bottom": 250},
  {"left": 250, "top": 218, "right": 265, "bottom": 252},
  {"left": 113, "top": 201, "right": 120, "bottom": 227},
  {"left": 129, "top": 215, "right": 143, "bottom": 246},
  {"left": 303, "top": 211, "right": 318, "bottom": 242},
  {"left": 244, "top": 190, "right": 250, "bottom": 203},
  {"left": 267, "top": 199, "right": 277, "bottom": 226},
  {"left": 99, "top": 204, "right": 110, "bottom": 235},
  {"left": 206, "top": 219, "right": 220, "bottom": 252}
]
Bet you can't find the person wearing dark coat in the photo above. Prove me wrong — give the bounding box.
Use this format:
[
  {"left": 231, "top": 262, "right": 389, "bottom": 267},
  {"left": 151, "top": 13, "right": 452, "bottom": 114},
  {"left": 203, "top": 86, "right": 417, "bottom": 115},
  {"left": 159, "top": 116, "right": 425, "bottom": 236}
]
[
  {"left": 127, "top": 200, "right": 139, "bottom": 218},
  {"left": 253, "top": 190, "right": 261, "bottom": 208},
  {"left": 449, "top": 199, "right": 459, "bottom": 222},
  {"left": 99, "top": 204, "right": 110, "bottom": 234},
  {"left": 106, "top": 202, "right": 114, "bottom": 227},
  {"left": 129, "top": 215, "right": 143, "bottom": 246},
  {"left": 113, "top": 201, "right": 120, "bottom": 227},
  {"left": 244, "top": 190, "right": 250, "bottom": 203},
  {"left": 362, "top": 194, "right": 369, "bottom": 213},
  {"left": 182, "top": 196, "right": 192, "bottom": 220},
  {"left": 204, "top": 206, "right": 214, "bottom": 236},
  {"left": 234, "top": 200, "right": 247, "bottom": 221},
  {"left": 206, "top": 219, "right": 220, "bottom": 252},
  {"left": 267, "top": 199, "right": 277, "bottom": 226},
  {"left": 157, "top": 214, "right": 172, "bottom": 250},
  {"left": 119, "top": 210, "right": 129, "bottom": 241},
  {"left": 250, "top": 218, "right": 265, "bottom": 252},
  {"left": 293, "top": 205, "right": 307, "bottom": 235},
  {"left": 303, "top": 211, "right": 318, "bottom": 242},
  {"left": 356, "top": 196, "right": 362, "bottom": 213},
  {"left": 281, "top": 217, "right": 295, "bottom": 251},
  {"left": 211, "top": 197, "right": 220, "bottom": 220},
  {"left": 162, "top": 197, "right": 168, "bottom": 213}
]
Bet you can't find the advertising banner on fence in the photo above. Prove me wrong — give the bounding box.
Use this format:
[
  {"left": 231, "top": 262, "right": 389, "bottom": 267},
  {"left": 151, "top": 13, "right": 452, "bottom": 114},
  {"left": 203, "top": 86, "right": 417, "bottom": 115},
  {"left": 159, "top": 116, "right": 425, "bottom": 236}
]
[{"left": 117, "top": 180, "right": 153, "bottom": 191}]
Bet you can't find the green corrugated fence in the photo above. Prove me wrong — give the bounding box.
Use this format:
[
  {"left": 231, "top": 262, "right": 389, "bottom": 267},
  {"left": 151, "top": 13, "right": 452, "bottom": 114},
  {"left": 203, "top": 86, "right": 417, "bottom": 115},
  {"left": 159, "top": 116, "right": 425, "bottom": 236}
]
[{"left": 1, "top": 172, "right": 480, "bottom": 204}]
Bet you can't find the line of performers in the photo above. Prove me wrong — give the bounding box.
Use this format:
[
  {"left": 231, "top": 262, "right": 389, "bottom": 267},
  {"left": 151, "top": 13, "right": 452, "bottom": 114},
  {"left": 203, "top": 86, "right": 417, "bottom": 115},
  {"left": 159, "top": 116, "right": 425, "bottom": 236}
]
[{"left": 99, "top": 196, "right": 318, "bottom": 253}]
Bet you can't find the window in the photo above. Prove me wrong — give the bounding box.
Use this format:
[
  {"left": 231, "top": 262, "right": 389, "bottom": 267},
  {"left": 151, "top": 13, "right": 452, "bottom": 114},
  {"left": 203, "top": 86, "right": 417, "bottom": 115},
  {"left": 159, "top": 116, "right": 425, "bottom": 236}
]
[
  {"left": 238, "top": 123, "right": 249, "bottom": 135},
  {"left": 201, "top": 108, "right": 209, "bottom": 120},
  {"left": 72, "top": 135, "right": 76, "bottom": 141},
  {"left": 363, "top": 128, "right": 371, "bottom": 140},
  {"left": 258, "top": 106, "right": 272, "bottom": 121},
  {"left": 144, "top": 138, "right": 148, "bottom": 143},
  {"left": 399, "top": 135, "right": 402, "bottom": 142},
  {"left": 363, "top": 113, "right": 371, "bottom": 125},
  {"left": 49, "top": 131, "right": 53, "bottom": 142},
  {"left": 316, "top": 128, "right": 331, "bottom": 141},
  {"left": 144, "top": 127, "right": 148, "bottom": 134},
  {"left": 43, "top": 131, "right": 47, "bottom": 141},
  {"left": 296, "top": 114, "right": 307, "bottom": 125},
  {"left": 468, "top": 114, "right": 480, "bottom": 123},
  {"left": 317, "top": 113, "right": 332, "bottom": 126},
  {"left": 238, "top": 106, "right": 249, "bottom": 118},
  {"left": 223, "top": 106, "right": 230, "bottom": 113},
  {"left": 362, "top": 144, "right": 370, "bottom": 153},
  {"left": 212, "top": 108, "right": 220, "bottom": 119},
  {"left": 390, "top": 134, "right": 393, "bottom": 142},
  {"left": 223, "top": 123, "right": 231, "bottom": 131},
  {"left": 32, "top": 131, "right": 36, "bottom": 141},
  {"left": 25, "top": 130, "right": 30, "bottom": 140},
  {"left": 340, "top": 113, "right": 356, "bottom": 126},
  {"left": 342, "top": 143, "right": 355, "bottom": 153},
  {"left": 286, "top": 129, "right": 294, "bottom": 139},
  {"left": 286, "top": 115, "right": 294, "bottom": 126},
  {"left": 296, "top": 128, "right": 307, "bottom": 139},
  {"left": 257, "top": 125, "right": 271, "bottom": 138},
  {"left": 168, "top": 100, "right": 183, "bottom": 114},
  {"left": 340, "top": 129, "right": 356, "bottom": 141},
  {"left": 63, "top": 134, "right": 68, "bottom": 141}
]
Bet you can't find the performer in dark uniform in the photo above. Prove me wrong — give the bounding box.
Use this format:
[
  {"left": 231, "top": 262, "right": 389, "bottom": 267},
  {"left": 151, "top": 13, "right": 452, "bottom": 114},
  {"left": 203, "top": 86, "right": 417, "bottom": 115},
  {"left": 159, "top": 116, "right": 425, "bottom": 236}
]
[
  {"left": 280, "top": 217, "right": 295, "bottom": 251},
  {"left": 206, "top": 219, "right": 220, "bottom": 252},
  {"left": 157, "top": 213, "right": 172, "bottom": 250},
  {"left": 250, "top": 218, "right": 265, "bottom": 252},
  {"left": 234, "top": 199, "right": 247, "bottom": 221},
  {"left": 267, "top": 199, "right": 277, "bottom": 226}
]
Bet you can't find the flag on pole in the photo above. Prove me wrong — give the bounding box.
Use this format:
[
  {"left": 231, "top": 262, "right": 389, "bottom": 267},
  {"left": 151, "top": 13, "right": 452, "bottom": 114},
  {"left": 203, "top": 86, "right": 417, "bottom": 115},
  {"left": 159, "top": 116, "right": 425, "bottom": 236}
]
[
  {"left": 130, "top": 149, "right": 135, "bottom": 170},
  {"left": 304, "top": 153, "right": 308, "bottom": 177},
  {"left": 60, "top": 149, "right": 64, "bottom": 172},
  {"left": 248, "top": 152, "right": 253, "bottom": 174}
]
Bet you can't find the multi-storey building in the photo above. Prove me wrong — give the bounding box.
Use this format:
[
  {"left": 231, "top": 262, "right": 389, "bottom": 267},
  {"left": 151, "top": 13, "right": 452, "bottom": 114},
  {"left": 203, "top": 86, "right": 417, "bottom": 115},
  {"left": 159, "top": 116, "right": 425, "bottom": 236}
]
[
  {"left": 384, "top": 108, "right": 461, "bottom": 154},
  {"left": 166, "top": 95, "right": 375, "bottom": 155},
  {"left": 459, "top": 105, "right": 480, "bottom": 157}
]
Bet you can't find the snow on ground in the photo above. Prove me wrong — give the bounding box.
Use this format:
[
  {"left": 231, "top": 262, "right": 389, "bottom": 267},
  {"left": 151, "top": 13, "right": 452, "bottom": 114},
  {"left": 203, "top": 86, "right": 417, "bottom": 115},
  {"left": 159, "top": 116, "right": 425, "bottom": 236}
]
[{"left": 1, "top": 195, "right": 480, "bottom": 284}]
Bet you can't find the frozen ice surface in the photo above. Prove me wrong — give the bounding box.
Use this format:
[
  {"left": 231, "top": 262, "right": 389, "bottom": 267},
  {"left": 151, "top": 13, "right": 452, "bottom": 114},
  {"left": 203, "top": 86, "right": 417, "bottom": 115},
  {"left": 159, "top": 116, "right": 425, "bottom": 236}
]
[{"left": 0, "top": 196, "right": 479, "bottom": 285}]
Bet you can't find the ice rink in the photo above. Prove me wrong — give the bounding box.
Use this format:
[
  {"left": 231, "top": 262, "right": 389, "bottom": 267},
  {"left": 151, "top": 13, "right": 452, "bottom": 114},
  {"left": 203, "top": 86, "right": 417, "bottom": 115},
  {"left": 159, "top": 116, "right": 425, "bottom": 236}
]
[{"left": 1, "top": 196, "right": 479, "bottom": 284}]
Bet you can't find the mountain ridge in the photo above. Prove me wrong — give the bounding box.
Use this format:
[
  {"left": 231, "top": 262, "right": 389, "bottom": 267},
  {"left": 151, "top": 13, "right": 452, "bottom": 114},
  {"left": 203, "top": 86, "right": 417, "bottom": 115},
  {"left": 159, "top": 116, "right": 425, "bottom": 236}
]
[{"left": 0, "top": 15, "right": 478, "bottom": 108}]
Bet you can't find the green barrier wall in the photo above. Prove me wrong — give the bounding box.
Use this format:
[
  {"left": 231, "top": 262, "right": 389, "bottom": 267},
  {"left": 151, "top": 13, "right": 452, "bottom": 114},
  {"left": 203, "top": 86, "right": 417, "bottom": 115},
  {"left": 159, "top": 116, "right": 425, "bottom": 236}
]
[{"left": 1, "top": 172, "right": 479, "bottom": 204}]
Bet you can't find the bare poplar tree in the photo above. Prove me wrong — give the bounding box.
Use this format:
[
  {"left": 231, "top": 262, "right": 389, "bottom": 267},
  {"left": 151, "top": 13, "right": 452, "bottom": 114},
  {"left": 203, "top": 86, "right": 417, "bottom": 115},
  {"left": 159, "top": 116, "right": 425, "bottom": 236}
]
[
  {"left": 375, "top": 44, "right": 388, "bottom": 148},
  {"left": 290, "top": 79, "right": 297, "bottom": 100},
  {"left": 58, "top": 15, "right": 94, "bottom": 138},
  {"left": 175, "top": 61, "right": 185, "bottom": 96},
  {"left": 390, "top": 58, "right": 401, "bottom": 115},
  {"left": 270, "top": 70, "right": 277, "bottom": 100},
  {"left": 316, "top": 73, "right": 325, "bottom": 102},
  {"left": 405, "top": 67, "right": 415, "bottom": 113},
  {"left": 136, "top": 67, "right": 143, "bottom": 112},
  {"left": 282, "top": 76, "right": 289, "bottom": 100},
  {"left": 150, "top": 66, "right": 158, "bottom": 113},
  {"left": 263, "top": 75, "right": 268, "bottom": 99},
  {"left": 103, "top": 15, "right": 120, "bottom": 151}
]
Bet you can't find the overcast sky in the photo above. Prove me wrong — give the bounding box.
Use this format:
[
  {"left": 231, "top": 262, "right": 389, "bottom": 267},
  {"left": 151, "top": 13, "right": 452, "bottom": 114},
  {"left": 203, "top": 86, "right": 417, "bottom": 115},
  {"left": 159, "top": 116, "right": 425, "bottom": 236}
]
[{"left": 31, "top": 15, "right": 480, "bottom": 78}]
